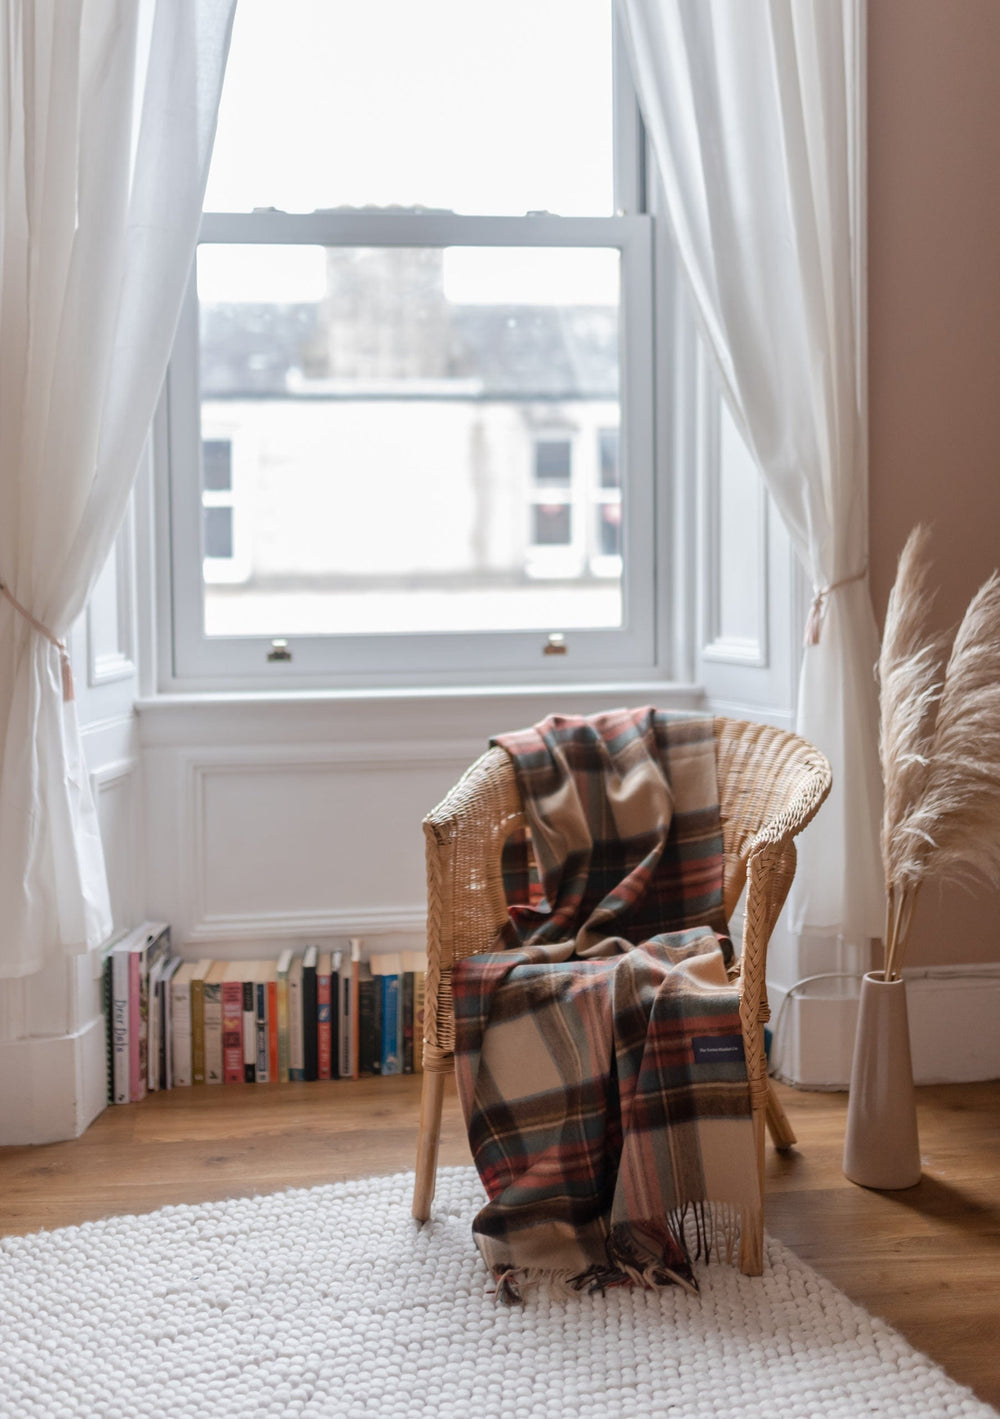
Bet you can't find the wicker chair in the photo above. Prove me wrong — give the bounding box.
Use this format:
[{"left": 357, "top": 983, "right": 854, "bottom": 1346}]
[{"left": 411, "top": 716, "right": 832, "bottom": 1277}]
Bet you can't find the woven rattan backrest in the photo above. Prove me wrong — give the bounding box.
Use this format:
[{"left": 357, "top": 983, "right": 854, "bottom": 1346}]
[{"left": 421, "top": 715, "right": 832, "bottom": 1064}]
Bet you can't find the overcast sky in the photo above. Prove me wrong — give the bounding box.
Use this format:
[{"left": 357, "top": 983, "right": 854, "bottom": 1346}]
[{"left": 200, "top": 0, "right": 617, "bottom": 306}]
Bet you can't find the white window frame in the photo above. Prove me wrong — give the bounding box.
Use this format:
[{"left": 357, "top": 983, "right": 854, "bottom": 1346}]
[
  {"left": 164, "top": 210, "right": 653, "bottom": 689},
  {"left": 157, "top": 15, "right": 672, "bottom": 692}
]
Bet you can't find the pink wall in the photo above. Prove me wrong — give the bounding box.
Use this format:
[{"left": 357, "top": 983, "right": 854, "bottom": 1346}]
[{"left": 868, "top": 0, "right": 1000, "bottom": 965}]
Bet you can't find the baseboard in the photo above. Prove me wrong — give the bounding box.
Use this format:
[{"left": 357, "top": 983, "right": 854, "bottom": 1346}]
[
  {"left": 0, "top": 1017, "right": 108, "bottom": 1146},
  {"left": 769, "top": 964, "right": 1000, "bottom": 1090}
]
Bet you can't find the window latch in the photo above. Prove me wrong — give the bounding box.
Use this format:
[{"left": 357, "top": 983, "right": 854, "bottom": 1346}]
[
  {"left": 267, "top": 639, "right": 292, "bottom": 662},
  {"left": 543, "top": 633, "right": 567, "bottom": 656}
]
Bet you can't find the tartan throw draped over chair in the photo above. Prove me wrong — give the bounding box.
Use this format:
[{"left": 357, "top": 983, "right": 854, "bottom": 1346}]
[{"left": 412, "top": 714, "right": 832, "bottom": 1279}]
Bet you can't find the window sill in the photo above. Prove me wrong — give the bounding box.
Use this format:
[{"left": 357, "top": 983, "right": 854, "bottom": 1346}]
[{"left": 134, "top": 679, "right": 707, "bottom": 749}]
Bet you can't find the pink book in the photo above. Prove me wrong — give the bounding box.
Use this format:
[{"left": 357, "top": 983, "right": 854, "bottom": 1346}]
[
  {"left": 221, "top": 969, "right": 245, "bottom": 1084},
  {"left": 318, "top": 952, "right": 333, "bottom": 1080},
  {"left": 268, "top": 979, "right": 279, "bottom": 1081}
]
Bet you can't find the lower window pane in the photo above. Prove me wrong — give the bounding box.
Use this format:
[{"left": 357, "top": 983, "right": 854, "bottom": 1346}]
[{"left": 198, "top": 243, "right": 622, "bottom": 636}]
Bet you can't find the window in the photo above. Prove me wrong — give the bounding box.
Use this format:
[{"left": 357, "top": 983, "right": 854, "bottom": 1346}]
[{"left": 164, "top": 0, "right": 655, "bottom": 687}]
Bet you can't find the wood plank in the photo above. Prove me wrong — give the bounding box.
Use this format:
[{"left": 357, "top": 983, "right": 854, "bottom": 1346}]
[{"left": 1, "top": 1078, "right": 997, "bottom": 1408}]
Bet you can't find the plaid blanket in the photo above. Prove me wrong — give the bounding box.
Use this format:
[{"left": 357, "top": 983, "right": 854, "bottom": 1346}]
[{"left": 452, "top": 708, "right": 759, "bottom": 1300}]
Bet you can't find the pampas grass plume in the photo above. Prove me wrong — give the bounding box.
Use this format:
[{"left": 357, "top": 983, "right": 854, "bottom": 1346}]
[{"left": 879, "top": 530, "right": 1000, "bottom": 979}]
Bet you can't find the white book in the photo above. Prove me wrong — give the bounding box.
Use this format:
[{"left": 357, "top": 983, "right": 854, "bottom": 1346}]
[
  {"left": 288, "top": 956, "right": 305, "bottom": 1081},
  {"left": 161, "top": 957, "right": 182, "bottom": 1089},
  {"left": 169, "top": 961, "right": 199, "bottom": 1087},
  {"left": 203, "top": 961, "right": 227, "bottom": 1085}
]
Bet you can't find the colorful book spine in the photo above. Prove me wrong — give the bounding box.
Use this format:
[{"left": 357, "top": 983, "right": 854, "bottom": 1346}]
[
  {"left": 338, "top": 955, "right": 353, "bottom": 1080},
  {"left": 267, "top": 976, "right": 279, "bottom": 1082},
  {"left": 276, "top": 948, "right": 292, "bottom": 1084},
  {"left": 358, "top": 969, "right": 380, "bottom": 1076},
  {"left": 350, "top": 938, "right": 362, "bottom": 1079},
  {"left": 317, "top": 953, "right": 333, "bottom": 1081},
  {"left": 380, "top": 972, "right": 402, "bottom": 1076},
  {"left": 302, "top": 946, "right": 319, "bottom": 1083},
  {"left": 242, "top": 978, "right": 256, "bottom": 1084},
  {"left": 255, "top": 974, "right": 268, "bottom": 1084},
  {"left": 330, "top": 951, "right": 342, "bottom": 1079},
  {"left": 102, "top": 955, "right": 115, "bottom": 1104},
  {"left": 402, "top": 970, "right": 415, "bottom": 1074},
  {"left": 288, "top": 957, "right": 304, "bottom": 1081},
  {"left": 111, "top": 950, "right": 131, "bottom": 1104},
  {"left": 413, "top": 969, "right": 425, "bottom": 1074},
  {"left": 191, "top": 967, "right": 208, "bottom": 1086},
  {"left": 221, "top": 977, "right": 244, "bottom": 1084}
]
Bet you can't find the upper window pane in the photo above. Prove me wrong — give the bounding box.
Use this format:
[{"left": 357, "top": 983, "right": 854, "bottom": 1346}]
[{"left": 205, "top": 0, "right": 614, "bottom": 216}]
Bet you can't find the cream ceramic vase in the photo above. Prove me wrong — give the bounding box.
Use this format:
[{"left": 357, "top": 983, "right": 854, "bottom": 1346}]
[{"left": 843, "top": 971, "right": 921, "bottom": 1190}]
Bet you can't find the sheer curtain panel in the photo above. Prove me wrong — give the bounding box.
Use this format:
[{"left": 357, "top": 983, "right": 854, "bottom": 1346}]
[
  {"left": 0, "top": 0, "right": 234, "bottom": 977},
  {"left": 616, "top": 0, "right": 883, "bottom": 947}
]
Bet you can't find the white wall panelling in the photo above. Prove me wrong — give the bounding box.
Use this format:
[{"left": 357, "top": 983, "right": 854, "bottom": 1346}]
[
  {"left": 770, "top": 964, "right": 1000, "bottom": 1091},
  {"left": 139, "top": 683, "right": 706, "bottom": 955}
]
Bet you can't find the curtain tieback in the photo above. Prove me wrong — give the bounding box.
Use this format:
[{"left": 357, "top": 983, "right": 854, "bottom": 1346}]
[
  {"left": 0, "top": 579, "right": 74, "bottom": 701},
  {"left": 804, "top": 566, "right": 868, "bottom": 648}
]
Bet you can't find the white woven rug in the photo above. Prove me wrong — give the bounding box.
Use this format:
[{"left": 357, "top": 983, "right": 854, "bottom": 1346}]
[{"left": 0, "top": 1166, "right": 994, "bottom": 1419}]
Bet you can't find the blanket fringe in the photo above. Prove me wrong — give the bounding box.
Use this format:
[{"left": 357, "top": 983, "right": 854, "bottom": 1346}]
[{"left": 487, "top": 1204, "right": 743, "bottom": 1304}]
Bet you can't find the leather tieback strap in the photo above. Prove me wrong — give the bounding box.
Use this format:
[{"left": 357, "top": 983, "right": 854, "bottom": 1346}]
[
  {"left": 803, "top": 565, "right": 867, "bottom": 648},
  {"left": 0, "top": 578, "right": 75, "bottom": 701}
]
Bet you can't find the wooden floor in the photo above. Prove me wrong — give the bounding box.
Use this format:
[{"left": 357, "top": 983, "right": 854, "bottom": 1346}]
[{"left": 2, "top": 1077, "right": 998, "bottom": 1409}]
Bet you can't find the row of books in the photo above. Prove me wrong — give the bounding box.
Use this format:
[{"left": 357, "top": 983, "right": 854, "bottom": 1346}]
[{"left": 102, "top": 922, "right": 427, "bottom": 1105}]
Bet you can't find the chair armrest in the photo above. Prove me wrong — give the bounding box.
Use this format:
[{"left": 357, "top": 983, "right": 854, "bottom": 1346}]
[{"left": 422, "top": 747, "right": 523, "bottom": 1066}]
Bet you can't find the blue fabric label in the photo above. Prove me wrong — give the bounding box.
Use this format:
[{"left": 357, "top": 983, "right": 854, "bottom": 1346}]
[{"left": 691, "top": 1034, "right": 745, "bottom": 1064}]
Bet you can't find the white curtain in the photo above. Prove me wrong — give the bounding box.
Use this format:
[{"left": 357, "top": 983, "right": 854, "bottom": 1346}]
[
  {"left": 0, "top": 0, "right": 234, "bottom": 978},
  {"left": 616, "top": 0, "right": 883, "bottom": 948}
]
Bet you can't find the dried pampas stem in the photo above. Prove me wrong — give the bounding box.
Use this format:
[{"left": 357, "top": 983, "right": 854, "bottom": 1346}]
[{"left": 878, "top": 531, "right": 1000, "bottom": 980}]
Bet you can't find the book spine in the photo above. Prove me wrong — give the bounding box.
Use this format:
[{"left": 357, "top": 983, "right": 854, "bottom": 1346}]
[
  {"left": 242, "top": 981, "right": 256, "bottom": 1083},
  {"left": 277, "top": 974, "right": 290, "bottom": 1084},
  {"left": 380, "top": 975, "right": 401, "bottom": 1075},
  {"left": 413, "top": 972, "right": 425, "bottom": 1074},
  {"left": 329, "top": 970, "right": 340, "bottom": 1079},
  {"left": 203, "top": 982, "right": 224, "bottom": 1084},
  {"left": 268, "top": 980, "right": 279, "bottom": 1082},
  {"left": 221, "top": 981, "right": 244, "bottom": 1083},
  {"left": 164, "top": 971, "right": 174, "bottom": 1090},
  {"left": 402, "top": 971, "right": 415, "bottom": 1074},
  {"left": 156, "top": 977, "right": 168, "bottom": 1091},
  {"left": 289, "top": 972, "right": 304, "bottom": 1081},
  {"left": 358, "top": 976, "right": 381, "bottom": 1076},
  {"left": 338, "top": 974, "right": 352, "bottom": 1079},
  {"left": 303, "top": 963, "right": 318, "bottom": 1082},
  {"left": 317, "top": 972, "right": 332, "bottom": 1081},
  {"left": 112, "top": 952, "right": 130, "bottom": 1104},
  {"left": 255, "top": 981, "right": 268, "bottom": 1083},
  {"left": 130, "top": 952, "right": 147, "bottom": 1103},
  {"left": 102, "top": 957, "right": 114, "bottom": 1104},
  {"left": 191, "top": 977, "right": 207, "bottom": 1086},
  {"left": 170, "top": 977, "right": 193, "bottom": 1088}
]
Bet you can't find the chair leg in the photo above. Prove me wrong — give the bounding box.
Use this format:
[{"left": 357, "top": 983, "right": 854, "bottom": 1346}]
[
  {"left": 412, "top": 1069, "right": 447, "bottom": 1222},
  {"left": 765, "top": 1081, "right": 797, "bottom": 1151},
  {"left": 738, "top": 1100, "right": 766, "bottom": 1276}
]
